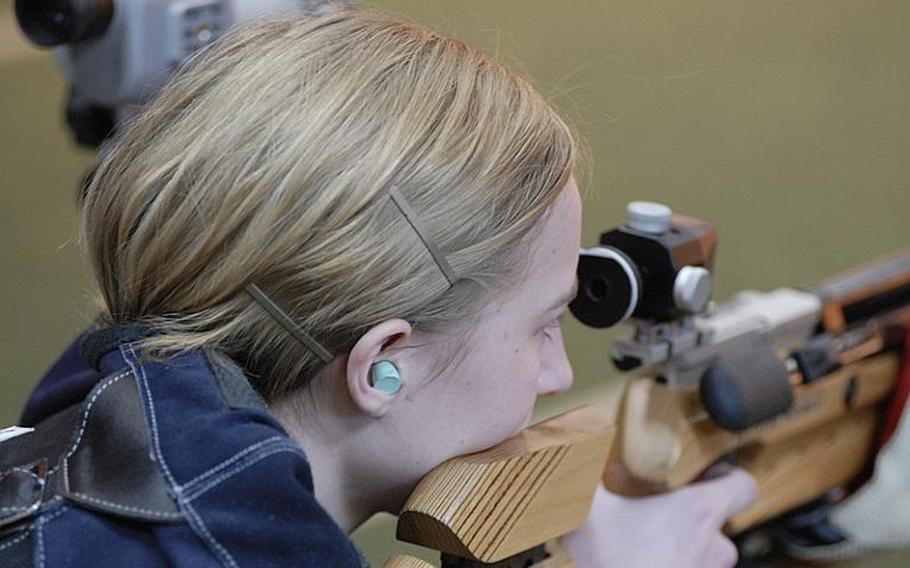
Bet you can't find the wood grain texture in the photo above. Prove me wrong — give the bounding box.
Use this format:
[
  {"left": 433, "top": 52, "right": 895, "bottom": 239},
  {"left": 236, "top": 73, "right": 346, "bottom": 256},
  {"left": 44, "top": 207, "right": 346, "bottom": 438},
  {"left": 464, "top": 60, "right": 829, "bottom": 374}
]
[
  {"left": 382, "top": 554, "right": 436, "bottom": 568},
  {"left": 727, "top": 408, "right": 878, "bottom": 532},
  {"left": 397, "top": 407, "right": 612, "bottom": 563},
  {"left": 605, "top": 352, "right": 899, "bottom": 531}
]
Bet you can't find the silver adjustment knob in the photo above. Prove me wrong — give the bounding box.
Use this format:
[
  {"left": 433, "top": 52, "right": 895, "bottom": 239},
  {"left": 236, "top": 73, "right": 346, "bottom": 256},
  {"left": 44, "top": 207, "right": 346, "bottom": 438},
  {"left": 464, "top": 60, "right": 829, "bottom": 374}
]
[
  {"left": 673, "top": 266, "right": 712, "bottom": 313},
  {"left": 626, "top": 201, "right": 672, "bottom": 234}
]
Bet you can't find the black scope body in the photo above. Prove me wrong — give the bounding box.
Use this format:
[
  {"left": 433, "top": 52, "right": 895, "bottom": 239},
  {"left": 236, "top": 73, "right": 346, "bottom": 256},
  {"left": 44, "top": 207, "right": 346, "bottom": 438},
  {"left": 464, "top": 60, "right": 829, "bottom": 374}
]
[
  {"left": 570, "top": 206, "right": 716, "bottom": 329},
  {"left": 571, "top": 228, "right": 686, "bottom": 328},
  {"left": 16, "top": 0, "right": 114, "bottom": 47},
  {"left": 600, "top": 228, "right": 681, "bottom": 321}
]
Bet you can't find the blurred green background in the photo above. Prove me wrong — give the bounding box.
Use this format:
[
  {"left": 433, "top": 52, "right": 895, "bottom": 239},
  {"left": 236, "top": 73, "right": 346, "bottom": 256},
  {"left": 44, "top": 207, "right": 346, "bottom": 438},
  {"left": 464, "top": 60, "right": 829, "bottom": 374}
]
[{"left": 1, "top": 0, "right": 908, "bottom": 566}]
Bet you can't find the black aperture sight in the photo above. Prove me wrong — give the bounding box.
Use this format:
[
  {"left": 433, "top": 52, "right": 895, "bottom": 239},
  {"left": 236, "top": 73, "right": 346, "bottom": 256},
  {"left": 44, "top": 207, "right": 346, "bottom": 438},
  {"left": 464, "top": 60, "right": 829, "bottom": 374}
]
[
  {"left": 572, "top": 247, "right": 641, "bottom": 328},
  {"left": 16, "top": 0, "right": 114, "bottom": 47},
  {"left": 570, "top": 202, "right": 717, "bottom": 328}
]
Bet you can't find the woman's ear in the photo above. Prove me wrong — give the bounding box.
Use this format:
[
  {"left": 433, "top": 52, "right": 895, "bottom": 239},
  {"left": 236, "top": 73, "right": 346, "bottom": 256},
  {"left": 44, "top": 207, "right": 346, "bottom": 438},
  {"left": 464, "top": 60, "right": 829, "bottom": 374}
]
[{"left": 346, "top": 319, "right": 412, "bottom": 418}]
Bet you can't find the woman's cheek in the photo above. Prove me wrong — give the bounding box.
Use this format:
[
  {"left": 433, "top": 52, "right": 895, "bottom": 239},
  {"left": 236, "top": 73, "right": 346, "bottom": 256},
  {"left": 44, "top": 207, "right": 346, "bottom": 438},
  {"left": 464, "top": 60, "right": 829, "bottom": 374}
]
[
  {"left": 485, "top": 358, "right": 540, "bottom": 444},
  {"left": 451, "top": 335, "right": 541, "bottom": 453}
]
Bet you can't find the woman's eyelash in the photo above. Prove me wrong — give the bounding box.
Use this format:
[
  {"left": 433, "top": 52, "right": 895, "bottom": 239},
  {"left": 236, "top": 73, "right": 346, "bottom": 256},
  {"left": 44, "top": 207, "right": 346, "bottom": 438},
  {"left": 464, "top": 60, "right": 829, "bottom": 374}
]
[
  {"left": 542, "top": 315, "right": 563, "bottom": 334},
  {"left": 539, "top": 310, "right": 567, "bottom": 337}
]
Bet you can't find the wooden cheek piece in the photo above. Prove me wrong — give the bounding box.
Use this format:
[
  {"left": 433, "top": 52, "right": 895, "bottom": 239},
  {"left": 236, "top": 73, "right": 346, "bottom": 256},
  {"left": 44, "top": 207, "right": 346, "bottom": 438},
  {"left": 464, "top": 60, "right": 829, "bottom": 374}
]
[{"left": 386, "top": 407, "right": 613, "bottom": 567}]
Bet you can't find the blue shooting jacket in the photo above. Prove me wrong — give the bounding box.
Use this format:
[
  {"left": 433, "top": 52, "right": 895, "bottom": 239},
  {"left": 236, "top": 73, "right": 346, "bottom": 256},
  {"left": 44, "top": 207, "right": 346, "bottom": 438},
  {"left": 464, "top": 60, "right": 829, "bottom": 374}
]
[{"left": 0, "top": 326, "right": 364, "bottom": 567}]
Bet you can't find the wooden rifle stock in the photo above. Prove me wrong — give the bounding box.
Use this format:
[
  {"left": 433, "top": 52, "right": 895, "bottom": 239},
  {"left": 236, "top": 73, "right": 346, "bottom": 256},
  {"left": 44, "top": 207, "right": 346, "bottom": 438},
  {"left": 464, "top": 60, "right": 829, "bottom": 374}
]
[
  {"left": 386, "top": 249, "right": 910, "bottom": 567},
  {"left": 608, "top": 249, "right": 910, "bottom": 532},
  {"left": 608, "top": 352, "right": 898, "bottom": 532},
  {"left": 385, "top": 408, "right": 612, "bottom": 567}
]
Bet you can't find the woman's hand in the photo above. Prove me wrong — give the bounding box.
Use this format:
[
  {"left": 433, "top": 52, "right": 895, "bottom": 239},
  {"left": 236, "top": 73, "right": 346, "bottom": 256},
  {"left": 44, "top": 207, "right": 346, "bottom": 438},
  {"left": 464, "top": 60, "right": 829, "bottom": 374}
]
[{"left": 563, "top": 467, "right": 758, "bottom": 568}]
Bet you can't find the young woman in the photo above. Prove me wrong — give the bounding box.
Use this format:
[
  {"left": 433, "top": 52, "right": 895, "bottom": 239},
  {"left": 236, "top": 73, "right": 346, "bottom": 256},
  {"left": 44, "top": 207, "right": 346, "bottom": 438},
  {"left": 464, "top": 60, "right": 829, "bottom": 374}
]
[{"left": 3, "top": 11, "right": 755, "bottom": 567}]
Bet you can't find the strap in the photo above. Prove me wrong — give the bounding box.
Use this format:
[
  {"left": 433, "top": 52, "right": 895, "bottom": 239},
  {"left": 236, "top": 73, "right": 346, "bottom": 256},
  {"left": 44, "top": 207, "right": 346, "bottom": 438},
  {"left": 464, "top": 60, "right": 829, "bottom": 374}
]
[
  {"left": 0, "top": 405, "right": 80, "bottom": 532},
  {"left": 0, "top": 370, "right": 182, "bottom": 529}
]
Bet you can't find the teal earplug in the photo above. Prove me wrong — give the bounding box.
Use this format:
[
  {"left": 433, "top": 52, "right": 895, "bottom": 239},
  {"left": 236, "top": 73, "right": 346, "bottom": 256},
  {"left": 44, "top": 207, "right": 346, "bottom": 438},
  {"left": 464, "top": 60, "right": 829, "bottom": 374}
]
[{"left": 370, "top": 360, "right": 402, "bottom": 394}]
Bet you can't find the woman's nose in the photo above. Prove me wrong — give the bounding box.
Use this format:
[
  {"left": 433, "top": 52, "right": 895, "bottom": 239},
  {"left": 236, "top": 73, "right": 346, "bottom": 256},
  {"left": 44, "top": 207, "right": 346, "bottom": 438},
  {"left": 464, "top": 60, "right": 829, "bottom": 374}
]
[{"left": 538, "top": 327, "right": 574, "bottom": 396}]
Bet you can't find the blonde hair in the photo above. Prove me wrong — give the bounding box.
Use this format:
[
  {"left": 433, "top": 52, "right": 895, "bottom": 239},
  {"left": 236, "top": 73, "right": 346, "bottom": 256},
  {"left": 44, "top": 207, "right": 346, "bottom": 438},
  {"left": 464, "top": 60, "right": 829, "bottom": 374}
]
[{"left": 82, "top": 11, "right": 576, "bottom": 400}]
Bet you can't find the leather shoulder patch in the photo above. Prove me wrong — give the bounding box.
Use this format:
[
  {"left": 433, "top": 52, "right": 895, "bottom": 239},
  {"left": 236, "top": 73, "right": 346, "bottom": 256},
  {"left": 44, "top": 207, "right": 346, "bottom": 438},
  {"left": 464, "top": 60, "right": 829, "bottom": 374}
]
[{"left": 58, "top": 371, "right": 182, "bottom": 522}]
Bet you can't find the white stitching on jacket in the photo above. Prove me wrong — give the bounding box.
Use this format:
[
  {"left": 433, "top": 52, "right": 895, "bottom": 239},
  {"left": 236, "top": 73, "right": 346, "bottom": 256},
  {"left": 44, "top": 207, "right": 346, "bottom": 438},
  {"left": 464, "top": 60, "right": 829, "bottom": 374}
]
[
  {"left": 48, "top": 371, "right": 130, "bottom": 476},
  {"left": 184, "top": 444, "right": 306, "bottom": 502},
  {"left": 123, "top": 344, "right": 239, "bottom": 568},
  {"left": 182, "top": 436, "right": 286, "bottom": 490},
  {"left": 68, "top": 492, "right": 182, "bottom": 520},
  {"left": 33, "top": 505, "right": 69, "bottom": 567}
]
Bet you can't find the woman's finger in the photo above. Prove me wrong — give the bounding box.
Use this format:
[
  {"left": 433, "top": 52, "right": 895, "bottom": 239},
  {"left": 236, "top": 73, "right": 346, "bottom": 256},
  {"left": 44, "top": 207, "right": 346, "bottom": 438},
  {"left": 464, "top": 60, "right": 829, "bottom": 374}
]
[{"left": 704, "top": 535, "right": 739, "bottom": 568}]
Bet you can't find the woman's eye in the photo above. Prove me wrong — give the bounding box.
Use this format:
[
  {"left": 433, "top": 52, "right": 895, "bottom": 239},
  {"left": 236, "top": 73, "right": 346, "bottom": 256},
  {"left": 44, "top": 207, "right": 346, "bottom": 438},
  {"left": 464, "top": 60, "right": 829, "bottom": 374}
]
[
  {"left": 538, "top": 311, "right": 566, "bottom": 339},
  {"left": 542, "top": 317, "right": 562, "bottom": 337}
]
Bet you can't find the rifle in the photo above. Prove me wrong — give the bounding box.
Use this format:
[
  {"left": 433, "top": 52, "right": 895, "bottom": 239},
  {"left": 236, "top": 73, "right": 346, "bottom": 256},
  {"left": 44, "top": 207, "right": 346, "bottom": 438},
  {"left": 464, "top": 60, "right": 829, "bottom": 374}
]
[{"left": 384, "top": 202, "right": 910, "bottom": 567}]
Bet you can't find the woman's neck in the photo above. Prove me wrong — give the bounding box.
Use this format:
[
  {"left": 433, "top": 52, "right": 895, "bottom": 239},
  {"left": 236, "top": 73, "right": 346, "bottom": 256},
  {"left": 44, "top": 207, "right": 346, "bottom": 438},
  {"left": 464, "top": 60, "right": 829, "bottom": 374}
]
[{"left": 269, "top": 384, "right": 415, "bottom": 533}]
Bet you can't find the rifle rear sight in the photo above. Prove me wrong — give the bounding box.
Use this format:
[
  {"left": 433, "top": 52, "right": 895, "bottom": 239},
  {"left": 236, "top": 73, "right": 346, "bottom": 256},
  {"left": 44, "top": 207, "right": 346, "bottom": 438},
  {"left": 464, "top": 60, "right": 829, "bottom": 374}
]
[
  {"left": 570, "top": 201, "right": 724, "bottom": 382},
  {"left": 569, "top": 202, "right": 910, "bottom": 432}
]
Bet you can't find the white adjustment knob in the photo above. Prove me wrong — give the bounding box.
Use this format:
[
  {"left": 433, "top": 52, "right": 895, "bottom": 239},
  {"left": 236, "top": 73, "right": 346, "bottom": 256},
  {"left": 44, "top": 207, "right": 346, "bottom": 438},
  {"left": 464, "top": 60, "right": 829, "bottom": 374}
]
[
  {"left": 626, "top": 201, "right": 672, "bottom": 234},
  {"left": 673, "top": 266, "right": 713, "bottom": 313}
]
